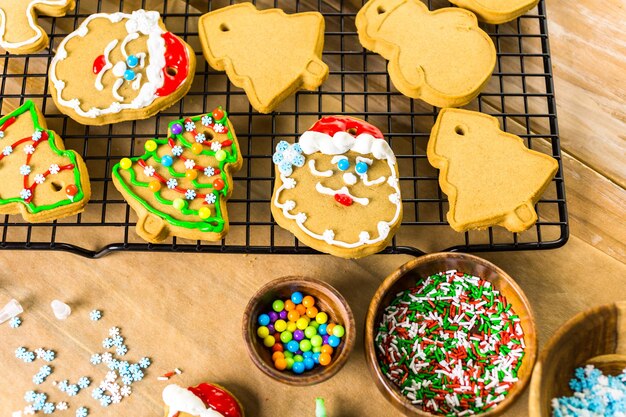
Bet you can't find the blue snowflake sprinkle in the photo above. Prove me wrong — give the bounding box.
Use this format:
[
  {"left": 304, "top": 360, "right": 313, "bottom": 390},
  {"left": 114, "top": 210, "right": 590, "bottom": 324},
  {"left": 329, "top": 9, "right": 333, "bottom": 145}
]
[
  {"left": 57, "top": 380, "right": 69, "bottom": 392},
  {"left": 117, "top": 361, "right": 130, "bottom": 373},
  {"left": 107, "top": 359, "right": 119, "bottom": 370},
  {"left": 33, "top": 374, "right": 45, "bottom": 385},
  {"left": 15, "top": 347, "right": 27, "bottom": 358},
  {"left": 112, "top": 335, "right": 124, "bottom": 348},
  {"left": 121, "top": 375, "right": 133, "bottom": 386},
  {"left": 129, "top": 364, "right": 140, "bottom": 374},
  {"left": 99, "top": 395, "right": 112, "bottom": 407},
  {"left": 66, "top": 384, "right": 79, "bottom": 396},
  {"left": 116, "top": 345, "right": 128, "bottom": 356},
  {"left": 102, "top": 338, "right": 114, "bottom": 349},
  {"left": 77, "top": 377, "right": 91, "bottom": 389},
  {"left": 42, "top": 402, "right": 55, "bottom": 414},
  {"left": 90, "top": 353, "right": 102, "bottom": 365},
  {"left": 138, "top": 357, "right": 151, "bottom": 369},
  {"left": 89, "top": 310, "right": 102, "bottom": 321},
  {"left": 39, "top": 365, "right": 52, "bottom": 376},
  {"left": 131, "top": 370, "right": 144, "bottom": 382},
  {"left": 9, "top": 316, "right": 21, "bottom": 328},
  {"left": 76, "top": 406, "right": 89, "bottom": 417},
  {"left": 22, "top": 351, "right": 36, "bottom": 363},
  {"left": 42, "top": 350, "right": 56, "bottom": 362},
  {"left": 91, "top": 387, "right": 104, "bottom": 400},
  {"left": 24, "top": 391, "right": 37, "bottom": 402}
]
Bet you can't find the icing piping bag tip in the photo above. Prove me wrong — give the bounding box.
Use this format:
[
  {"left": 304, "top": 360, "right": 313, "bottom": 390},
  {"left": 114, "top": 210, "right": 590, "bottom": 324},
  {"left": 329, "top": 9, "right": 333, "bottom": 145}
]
[{"left": 0, "top": 299, "right": 23, "bottom": 324}]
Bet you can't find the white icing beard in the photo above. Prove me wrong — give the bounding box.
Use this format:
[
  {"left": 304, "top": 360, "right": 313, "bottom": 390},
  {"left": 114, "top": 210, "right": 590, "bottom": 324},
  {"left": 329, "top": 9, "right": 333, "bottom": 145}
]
[
  {"left": 50, "top": 10, "right": 173, "bottom": 118},
  {"left": 162, "top": 384, "right": 224, "bottom": 417},
  {"left": 275, "top": 152, "right": 402, "bottom": 249}
]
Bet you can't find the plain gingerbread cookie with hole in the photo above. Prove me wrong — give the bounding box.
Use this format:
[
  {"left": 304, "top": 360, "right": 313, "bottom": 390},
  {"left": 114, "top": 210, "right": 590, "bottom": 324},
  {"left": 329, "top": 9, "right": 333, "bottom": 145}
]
[
  {"left": 427, "top": 108, "right": 558, "bottom": 233},
  {"left": 198, "top": 3, "right": 329, "bottom": 113},
  {"left": 356, "top": 0, "right": 496, "bottom": 108},
  {"left": 49, "top": 9, "right": 196, "bottom": 125},
  {"left": 448, "top": 0, "right": 540, "bottom": 24}
]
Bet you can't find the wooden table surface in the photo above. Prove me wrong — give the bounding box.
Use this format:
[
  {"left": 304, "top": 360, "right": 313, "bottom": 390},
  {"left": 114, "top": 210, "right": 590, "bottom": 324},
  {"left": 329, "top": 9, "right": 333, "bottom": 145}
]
[{"left": 1, "top": 0, "right": 625, "bottom": 416}]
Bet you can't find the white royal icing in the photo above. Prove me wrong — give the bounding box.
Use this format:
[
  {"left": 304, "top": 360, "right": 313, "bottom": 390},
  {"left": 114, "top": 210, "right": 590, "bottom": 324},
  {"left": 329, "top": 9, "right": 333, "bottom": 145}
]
[
  {"left": 307, "top": 159, "right": 332, "bottom": 177},
  {"left": 0, "top": 0, "right": 71, "bottom": 50},
  {"left": 95, "top": 40, "right": 118, "bottom": 91},
  {"left": 300, "top": 131, "right": 396, "bottom": 163},
  {"left": 315, "top": 182, "right": 369, "bottom": 206},
  {"left": 343, "top": 172, "right": 357, "bottom": 185},
  {"left": 50, "top": 10, "right": 179, "bottom": 118},
  {"left": 360, "top": 173, "right": 386, "bottom": 186},
  {"left": 162, "top": 384, "right": 224, "bottom": 417}
]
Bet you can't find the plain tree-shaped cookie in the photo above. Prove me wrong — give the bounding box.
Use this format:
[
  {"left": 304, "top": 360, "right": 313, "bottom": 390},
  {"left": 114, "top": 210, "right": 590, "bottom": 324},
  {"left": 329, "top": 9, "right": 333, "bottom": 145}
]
[
  {"left": 356, "top": 0, "right": 496, "bottom": 108},
  {"left": 0, "top": 0, "right": 75, "bottom": 54},
  {"left": 448, "top": 0, "right": 540, "bottom": 24},
  {"left": 428, "top": 108, "right": 559, "bottom": 233},
  {"left": 199, "top": 3, "right": 329, "bottom": 113}
]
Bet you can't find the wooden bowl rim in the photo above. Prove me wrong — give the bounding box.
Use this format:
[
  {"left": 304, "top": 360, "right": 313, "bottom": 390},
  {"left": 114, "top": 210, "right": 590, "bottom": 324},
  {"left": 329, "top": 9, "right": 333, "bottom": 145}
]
[
  {"left": 242, "top": 275, "right": 356, "bottom": 386},
  {"left": 364, "top": 252, "right": 538, "bottom": 417},
  {"left": 528, "top": 301, "right": 626, "bottom": 417}
]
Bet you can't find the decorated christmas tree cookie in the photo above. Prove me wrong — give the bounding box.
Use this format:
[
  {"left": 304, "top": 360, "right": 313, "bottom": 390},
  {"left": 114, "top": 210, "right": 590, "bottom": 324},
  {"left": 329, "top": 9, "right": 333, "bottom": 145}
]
[
  {"left": 162, "top": 383, "right": 244, "bottom": 417},
  {"left": 0, "top": 0, "right": 76, "bottom": 54},
  {"left": 271, "top": 116, "right": 403, "bottom": 259},
  {"left": 112, "top": 107, "right": 242, "bottom": 243},
  {"left": 428, "top": 108, "right": 559, "bottom": 232},
  {"left": 0, "top": 100, "right": 90, "bottom": 222},
  {"left": 49, "top": 9, "right": 196, "bottom": 125}
]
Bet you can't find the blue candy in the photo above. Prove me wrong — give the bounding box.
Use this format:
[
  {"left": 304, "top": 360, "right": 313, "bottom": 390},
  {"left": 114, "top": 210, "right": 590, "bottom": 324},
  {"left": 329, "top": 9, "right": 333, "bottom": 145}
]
[
  {"left": 286, "top": 340, "right": 300, "bottom": 353},
  {"left": 337, "top": 158, "right": 350, "bottom": 171},
  {"left": 126, "top": 55, "right": 139, "bottom": 68},
  {"left": 123, "top": 69, "right": 136, "bottom": 81},
  {"left": 292, "top": 361, "right": 305, "bottom": 374},
  {"left": 303, "top": 357, "right": 315, "bottom": 370},
  {"left": 291, "top": 292, "right": 303, "bottom": 304},
  {"left": 161, "top": 155, "right": 173, "bottom": 167},
  {"left": 355, "top": 161, "right": 369, "bottom": 175},
  {"left": 258, "top": 314, "right": 270, "bottom": 326},
  {"left": 328, "top": 335, "right": 340, "bottom": 348}
]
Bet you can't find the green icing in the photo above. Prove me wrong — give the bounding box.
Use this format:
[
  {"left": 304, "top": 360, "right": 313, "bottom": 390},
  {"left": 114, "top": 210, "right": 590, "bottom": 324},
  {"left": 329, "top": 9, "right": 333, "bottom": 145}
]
[
  {"left": 0, "top": 100, "right": 86, "bottom": 213},
  {"left": 112, "top": 109, "right": 238, "bottom": 233}
]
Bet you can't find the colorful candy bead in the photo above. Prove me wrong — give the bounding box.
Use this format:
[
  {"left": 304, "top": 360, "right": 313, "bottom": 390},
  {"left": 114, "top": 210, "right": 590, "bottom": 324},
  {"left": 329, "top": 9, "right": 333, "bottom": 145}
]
[
  {"left": 215, "top": 149, "right": 227, "bottom": 162},
  {"left": 172, "top": 198, "right": 185, "bottom": 211},
  {"left": 191, "top": 143, "right": 204, "bottom": 155},
  {"left": 148, "top": 180, "right": 161, "bottom": 192},
  {"left": 161, "top": 155, "right": 173, "bottom": 167},
  {"left": 337, "top": 158, "right": 350, "bottom": 171},
  {"left": 355, "top": 161, "right": 369, "bottom": 174},
  {"left": 171, "top": 123, "right": 183, "bottom": 135},
  {"left": 145, "top": 140, "right": 157, "bottom": 152},
  {"left": 119, "top": 158, "right": 132, "bottom": 170},
  {"left": 123, "top": 69, "right": 136, "bottom": 81},
  {"left": 198, "top": 207, "right": 211, "bottom": 220},
  {"left": 126, "top": 55, "right": 139, "bottom": 68}
]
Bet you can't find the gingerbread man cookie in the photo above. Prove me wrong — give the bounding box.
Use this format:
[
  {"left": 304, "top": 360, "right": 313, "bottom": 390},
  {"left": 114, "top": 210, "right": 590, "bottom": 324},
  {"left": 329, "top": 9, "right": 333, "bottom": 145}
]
[
  {"left": 0, "top": 100, "right": 90, "bottom": 223},
  {"left": 356, "top": 0, "right": 496, "bottom": 108},
  {"left": 448, "top": 0, "right": 540, "bottom": 24},
  {"left": 271, "top": 116, "right": 402, "bottom": 259},
  {"left": 162, "top": 383, "right": 244, "bottom": 417},
  {"left": 198, "top": 3, "right": 329, "bottom": 113},
  {"left": 112, "top": 107, "right": 242, "bottom": 243},
  {"left": 0, "top": 0, "right": 75, "bottom": 54},
  {"left": 49, "top": 9, "right": 196, "bottom": 125},
  {"left": 428, "top": 108, "right": 559, "bottom": 233}
]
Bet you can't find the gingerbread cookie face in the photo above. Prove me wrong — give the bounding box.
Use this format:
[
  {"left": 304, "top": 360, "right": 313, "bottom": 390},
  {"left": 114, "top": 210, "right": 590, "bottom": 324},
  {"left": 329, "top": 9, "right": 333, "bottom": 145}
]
[
  {"left": 0, "top": 100, "right": 90, "bottom": 223},
  {"left": 356, "top": 0, "right": 496, "bottom": 108},
  {"left": 112, "top": 107, "right": 242, "bottom": 243},
  {"left": 272, "top": 116, "right": 402, "bottom": 259},
  {"left": 49, "top": 10, "right": 196, "bottom": 126},
  {"left": 0, "top": 0, "right": 75, "bottom": 54},
  {"left": 163, "top": 383, "right": 244, "bottom": 417},
  {"left": 428, "top": 108, "right": 559, "bottom": 233},
  {"left": 448, "top": 0, "right": 540, "bottom": 24},
  {"left": 198, "top": 3, "right": 329, "bottom": 114}
]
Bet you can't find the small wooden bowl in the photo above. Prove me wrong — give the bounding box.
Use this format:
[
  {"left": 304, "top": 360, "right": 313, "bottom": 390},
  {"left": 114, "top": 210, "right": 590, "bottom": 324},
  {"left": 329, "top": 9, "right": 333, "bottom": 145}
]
[
  {"left": 529, "top": 302, "right": 626, "bottom": 417},
  {"left": 243, "top": 276, "right": 356, "bottom": 386},
  {"left": 365, "top": 252, "right": 537, "bottom": 417}
]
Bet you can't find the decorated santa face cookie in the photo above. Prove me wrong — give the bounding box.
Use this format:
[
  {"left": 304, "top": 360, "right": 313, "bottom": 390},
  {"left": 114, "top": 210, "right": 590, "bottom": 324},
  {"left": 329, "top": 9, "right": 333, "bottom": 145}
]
[
  {"left": 162, "top": 383, "right": 244, "bottom": 417},
  {"left": 271, "top": 116, "right": 403, "bottom": 259},
  {"left": 49, "top": 9, "right": 195, "bottom": 126}
]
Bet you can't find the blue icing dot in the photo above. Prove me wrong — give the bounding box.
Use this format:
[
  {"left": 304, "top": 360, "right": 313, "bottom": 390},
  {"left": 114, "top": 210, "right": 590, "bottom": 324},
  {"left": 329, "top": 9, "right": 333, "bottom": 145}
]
[
  {"left": 126, "top": 55, "right": 139, "bottom": 68},
  {"left": 123, "top": 69, "right": 136, "bottom": 81},
  {"left": 278, "top": 161, "right": 292, "bottom": 176},
  {"left": 292, "top": 143, "right": 302, "bottom": 153},
  {"left": 276, "top": 141, "right": 289, "bottom": 152},
  {"left": 355, "top": 161, "right": 369, "bottom": 174},
  {"left": 272, "top": 152, "right": 284, "bottom": 164},
  {"left": 292, "top": 154, "right": 305, "bottom": 167}
]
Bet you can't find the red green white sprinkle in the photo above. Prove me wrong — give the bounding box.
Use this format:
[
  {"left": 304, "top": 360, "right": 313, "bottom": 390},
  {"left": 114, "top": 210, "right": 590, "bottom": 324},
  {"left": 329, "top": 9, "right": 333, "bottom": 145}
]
[{"left": 375, "top": 270, "right": 525, "bottom": 416}]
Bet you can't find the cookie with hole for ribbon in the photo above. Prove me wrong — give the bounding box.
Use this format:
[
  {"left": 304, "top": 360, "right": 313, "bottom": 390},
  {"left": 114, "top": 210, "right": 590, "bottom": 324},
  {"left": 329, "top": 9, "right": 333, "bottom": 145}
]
[
  {"left": 427, "top": 108, "right": 559, "bottom": 233},
  {"left": 162, "top": 383, "right": 244, "bottom": 417},
  {"left": 49, "top": 9, "right": 196, "bottom": 126},
  {"left": 0, "top": 100, "right": 90, "bottom": 223},
  {"left": 198, "top": 3, "right": 329, "bottom": 113},
  {"left": 448, "top": 0, "right": 540, "bottom": 24},
  {"left": 271, "top": 116, "right": 402, "bottom": 259},
  {"left": 0, "top": 0, "right": 75, "bottom": 54},
  {"left": 356, "top": 0, "right": 496, "bottom": 108},
  {"left": 112, "top": 107, "right": 242, "bottom": 243}
]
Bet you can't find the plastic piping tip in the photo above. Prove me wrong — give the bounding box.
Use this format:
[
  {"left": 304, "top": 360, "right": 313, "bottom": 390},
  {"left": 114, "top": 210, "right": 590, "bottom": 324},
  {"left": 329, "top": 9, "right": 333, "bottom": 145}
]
[
  {"left": 51, "top": 300, "right": 72, "bottom": 320},
  {"left": 0, "top": 299, "right": 23, "bottom": 324},
  {"left": 315, "top": 397, "right": 327, "bottom": 417}
]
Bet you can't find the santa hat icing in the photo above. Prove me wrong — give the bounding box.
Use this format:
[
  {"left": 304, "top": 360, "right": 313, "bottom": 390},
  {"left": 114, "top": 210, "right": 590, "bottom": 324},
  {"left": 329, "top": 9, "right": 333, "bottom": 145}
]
[
  {"left": 163, "top": 383, "right": 242, "bottom": 417},
  {"left": 299, "top": 116, "right": 396, "bottom": 163}
]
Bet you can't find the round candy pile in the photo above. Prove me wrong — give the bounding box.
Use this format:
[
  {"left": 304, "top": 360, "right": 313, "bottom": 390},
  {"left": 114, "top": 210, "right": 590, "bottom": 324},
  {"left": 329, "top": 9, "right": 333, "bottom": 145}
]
[{"left": 256, "top": 291, "right": 345, "bottom": 375}]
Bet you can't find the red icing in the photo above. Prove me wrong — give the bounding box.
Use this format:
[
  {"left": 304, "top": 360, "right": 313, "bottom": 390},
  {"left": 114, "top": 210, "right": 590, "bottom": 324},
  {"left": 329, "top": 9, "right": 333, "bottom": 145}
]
[
  {"left": 93, "top": 55, "right": 106, "bottom": 74},
  {"left": 309, "top": 116, "right": 384, "bottom": 139},
  {"left": 187, "top": 383, "right": 242, "bottom": 417},
  {"left": 155, "top": 32, "right": 190, "bottom": 97},
  {"left": 335, "top": 193, "right": 353, "bottom": 206}
]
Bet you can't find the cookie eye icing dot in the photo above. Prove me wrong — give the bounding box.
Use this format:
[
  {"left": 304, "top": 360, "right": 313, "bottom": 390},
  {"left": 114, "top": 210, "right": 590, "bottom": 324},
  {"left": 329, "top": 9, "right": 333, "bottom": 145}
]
[
  {"left": 126, "top": 55, "right": 139, "bottom": 68},
  {"left": 355, "top": 161, "right": 368, "bottom": 175},
  {"left": 335, "top": 158, "right": 349, "bottom": 171}
]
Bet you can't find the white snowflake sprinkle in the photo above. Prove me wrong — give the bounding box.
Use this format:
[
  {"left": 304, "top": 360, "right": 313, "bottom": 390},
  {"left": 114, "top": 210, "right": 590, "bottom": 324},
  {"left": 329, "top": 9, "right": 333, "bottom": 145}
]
[
  {"left": 201, "top": 115, "right": 213, "bottom": 126},
  {"left": 101, "top": 352, "right": 113, "bottom": 363},
  {"left": 213, "top": 123, "right": 225, "bottom": 133},
  {"left": 19, "top": 165, "right": 31, "bottom": 175},
  {"left": 204, "top": 167, "right": 215, "bottom": 177},
  {"left": 3, "top": 146, "right": 12, "bottom": 156},
  {"left": 184, "top": 121, "right": 195, "bottom": 132},
  {"left": 166, "top": 178, "right": 178, "bottom": 189},
  {"left": 109, "top": 327, "right": 120, "bottom": 337},
  {"left": 120, "top": 386, "right": 131, "bottom": 397},
  {"left": 105, "top": 371, "right": 117, "bottom": 383},
  {"left": 111, "top": 394, "right": 122, "bottom": 404},
  {"left": 210, "top": 141, "right": 222, "bottom": 152},
  {"left": 23, "top": 405, "right": 35, "bottom": 415},
  {"left": 185, "top": 189, "right": 196, "bottom": 200},
  {"left": 49, "top": 164, "right": 60, "bottom": 174},
  {"left": 195, "top": 133, "right": 206, "bottom": 143},
  {"left": 143, "top": 166, "right": 155, "bottom": 177},
  {"left": 205, "top": 193, "right": 216, "bottom": 204},
  {"left": 184, "top": 159, "right": 196, "bottom": 170},
  {"left": 24, "top": 144, "right": 35, "bottom": 154},
  {"left": 56, "top": 402, "right": 68, "bottom": 411},
  {"left": 32, "top": 130, "right": 43, "bottom": 142},
  {"left": 171, "top": 145, "right": 183, "bottom": 156},
  {"left": 20, "top": 189, "right": 31, "bottom": 200},
  {"left": 0, "top": 131, "right": 4, "bottom": 139}
]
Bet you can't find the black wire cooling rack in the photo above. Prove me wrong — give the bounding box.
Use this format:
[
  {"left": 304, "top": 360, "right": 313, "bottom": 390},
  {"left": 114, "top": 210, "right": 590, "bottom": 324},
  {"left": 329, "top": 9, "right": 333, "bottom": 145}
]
[{"left": 0, "top": 0, "right": 568, "bottom": 258}]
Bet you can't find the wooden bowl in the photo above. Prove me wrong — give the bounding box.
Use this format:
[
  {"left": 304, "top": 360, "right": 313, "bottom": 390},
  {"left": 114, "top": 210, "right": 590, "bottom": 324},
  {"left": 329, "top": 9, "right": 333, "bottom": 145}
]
[
  {"left": 529, "top": 302, "right": 626, "bottom": 417},
  {"left": 242, "top": 276, "right": 356, "bottom": 386},
  {"left": 365, "top": 252, "right": 537, "bottom": 417}
]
